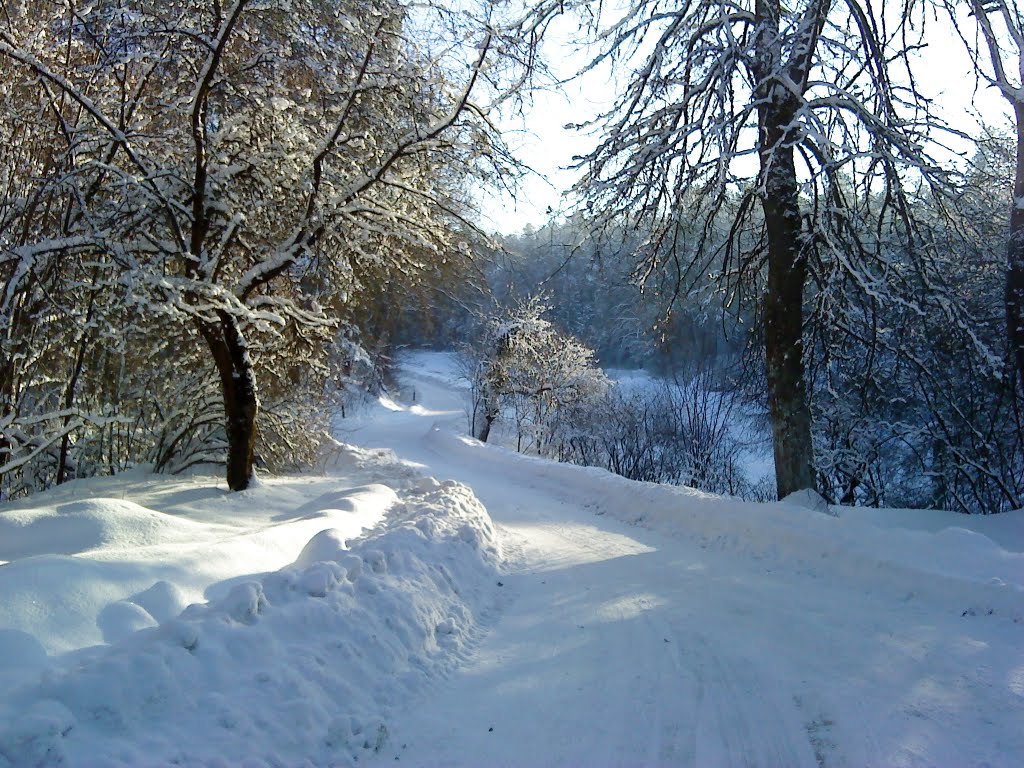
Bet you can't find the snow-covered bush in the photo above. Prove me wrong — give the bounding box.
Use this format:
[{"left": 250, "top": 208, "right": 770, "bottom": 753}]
[
  {"left": 462, "top": 298, "right": 611, "bottom": 452},
  {"left": 461, "top": 302, "right": 763, "bottom": 499}
]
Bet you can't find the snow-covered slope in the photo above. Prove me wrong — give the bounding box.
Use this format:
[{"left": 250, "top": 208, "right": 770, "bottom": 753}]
[
  {"left": 0, "top": 468, "right": 395, "bottom": 657},
  {"left": 0, "top": 349, "right": 1021, "bottom": 767}
]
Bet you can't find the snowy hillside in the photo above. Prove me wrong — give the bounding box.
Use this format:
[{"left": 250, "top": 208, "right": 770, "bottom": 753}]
[{"left": 0, "top": 351, "right": 1022, "bottom": 767}]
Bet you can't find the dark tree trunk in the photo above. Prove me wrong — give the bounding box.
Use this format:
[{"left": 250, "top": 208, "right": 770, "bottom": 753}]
[
  {"left": 760, "top": 159, "right": 817, "bottom": 498},
  {"left": 476, "top": 391, "right": 498, "bottom": 443},
  {"left": 476, "top": 338, "right": 511, "bottom": 444},
  {"left": 476, "top": 414, "right": 493, "bottom": 443},
  {"left": 198, "top": 312, "right": 258, "bottom": 491},
  {"left": 1007, "top": 104, "right": 1024, "bottom": 399},
  {"left": 754, "top": 1, "right": 817, "bottom": 499}
]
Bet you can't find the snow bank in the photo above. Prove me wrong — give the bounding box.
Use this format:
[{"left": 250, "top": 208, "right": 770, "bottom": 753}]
[
  {"left": 0, "top": 473, "right": 502, "bottom": 767},
  {"left": 0, "top": 466, "right": 401, "bottom": 660},
  {"left": 424, "top": 426, "right": 1024, "bottom": 618},
  {"left": 844, "top": 502, "right": 1024, "bottom": 553}
]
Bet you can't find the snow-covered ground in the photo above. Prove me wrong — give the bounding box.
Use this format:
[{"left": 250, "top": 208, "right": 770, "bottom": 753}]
[
  {"left": 1, "top": 350, "right": 1022, "bottom": 766},
  {"left": 0, "top": 439, "right": 503, "bottom": 766}
]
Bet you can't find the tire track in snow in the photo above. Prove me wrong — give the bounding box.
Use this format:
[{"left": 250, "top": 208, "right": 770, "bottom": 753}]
[{"left": 690, "top": 636, "right": 818, "bottom": 768}]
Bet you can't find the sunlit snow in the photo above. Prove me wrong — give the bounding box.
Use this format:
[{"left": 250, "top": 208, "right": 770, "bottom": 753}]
[{"left": 0, "top": 351, "right": 1021, "bottom": 767}]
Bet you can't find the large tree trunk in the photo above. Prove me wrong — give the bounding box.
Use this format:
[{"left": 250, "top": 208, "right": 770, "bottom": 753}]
[
  {"left": 1007, "top": 103, "right": 1024, "bottom": 398},
  {"left": 754, "top": 0, "right": 817, "bottom": 499},
  {"left": 199, "top": 312, "right": 258, "bottom": 491},
  {"left": 760, "top": 154, "right": 817, "bottom": 498}
]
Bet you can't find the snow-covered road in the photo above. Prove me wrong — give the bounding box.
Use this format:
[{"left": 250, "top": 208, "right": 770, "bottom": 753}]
[{"left": 352, "top": 353, "right": 1024, "bottom": 768}]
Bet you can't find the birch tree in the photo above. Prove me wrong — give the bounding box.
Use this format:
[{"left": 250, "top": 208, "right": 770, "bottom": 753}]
[{"left": 534, "top": 0, "right": 955, "bottom": 498}]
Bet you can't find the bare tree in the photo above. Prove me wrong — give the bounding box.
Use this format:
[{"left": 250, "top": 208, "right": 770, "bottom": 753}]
[{"left": 530, "top": 0, "right": 955, "bottom": 498}]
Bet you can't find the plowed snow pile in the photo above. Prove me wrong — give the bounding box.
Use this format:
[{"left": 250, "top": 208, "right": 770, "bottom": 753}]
[{"left": 0, "top": 446, "right": 503, "bottom": 767}]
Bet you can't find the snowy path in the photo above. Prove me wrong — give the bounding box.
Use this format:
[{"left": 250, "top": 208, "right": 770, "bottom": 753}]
[{"left": 346, "top": 355, "right": 1024, "bottom": 768}]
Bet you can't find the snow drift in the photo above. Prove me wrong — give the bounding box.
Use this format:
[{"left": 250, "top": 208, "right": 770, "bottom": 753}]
[
  {"left": 0, "top": 455, "right": 503, "bottom": 767},
  {"left": 423, "top": 425, "right": 1024, "bottom": 619}
]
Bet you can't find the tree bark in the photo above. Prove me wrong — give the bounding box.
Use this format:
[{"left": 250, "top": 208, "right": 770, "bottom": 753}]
[
  {"left": 1007, "top": 103, "right": 1024, "bottom": 399},
  {"left": 476, "top": 385, "right": 499, "bottom": 443},
  {"left": 754, "top": 0, "right": 817, "bottom": 499},
  {"left": 760, "top": 157, "right": 817, "bottom": 498},
  {"left": 476, "top": 413, "right": 494, "bottom": 443},
  {"left": 198, "top": 312, "right": 258, "bottom": 491}
]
